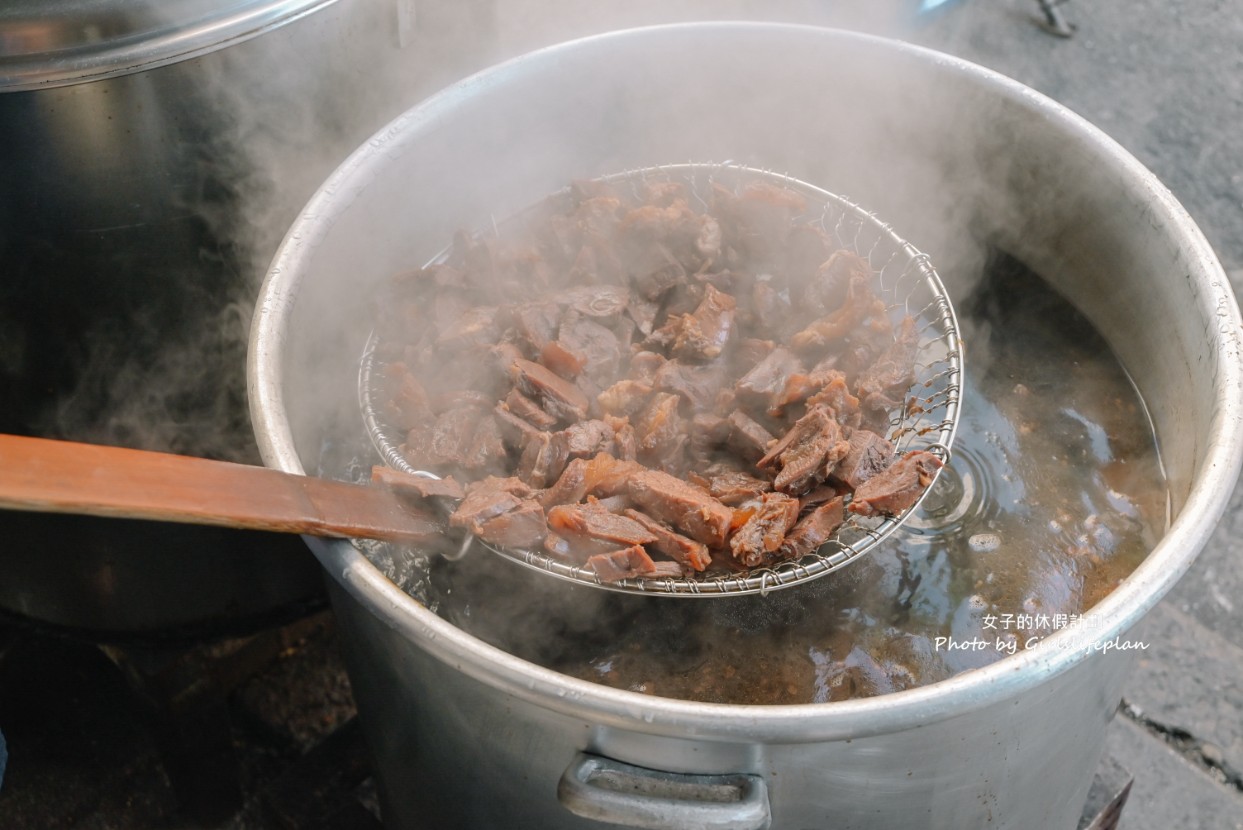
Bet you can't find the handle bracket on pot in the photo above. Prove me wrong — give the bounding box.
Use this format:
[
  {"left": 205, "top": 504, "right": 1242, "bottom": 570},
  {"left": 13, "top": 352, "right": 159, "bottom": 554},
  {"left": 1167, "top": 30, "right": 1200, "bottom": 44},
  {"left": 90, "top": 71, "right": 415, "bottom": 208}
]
[{"left": 557, "top": 751, "right": 771, "bottom": 830}]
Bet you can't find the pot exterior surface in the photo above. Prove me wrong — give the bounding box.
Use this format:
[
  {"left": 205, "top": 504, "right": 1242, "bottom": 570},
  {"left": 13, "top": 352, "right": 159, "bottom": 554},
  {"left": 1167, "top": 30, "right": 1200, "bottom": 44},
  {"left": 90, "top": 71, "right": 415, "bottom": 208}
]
[
  {"left": 331, "top": 574, "right": 1133, "bottom": 830},
  {"left": 252, "top": 24, "right": 1243, "bottom": 829}
]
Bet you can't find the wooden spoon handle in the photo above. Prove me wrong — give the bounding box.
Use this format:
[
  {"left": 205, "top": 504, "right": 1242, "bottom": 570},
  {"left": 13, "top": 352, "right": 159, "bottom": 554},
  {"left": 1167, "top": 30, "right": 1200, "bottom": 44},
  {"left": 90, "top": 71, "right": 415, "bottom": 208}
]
[{"left": 0, "top": 433, "right": 444, "bottom": 545}]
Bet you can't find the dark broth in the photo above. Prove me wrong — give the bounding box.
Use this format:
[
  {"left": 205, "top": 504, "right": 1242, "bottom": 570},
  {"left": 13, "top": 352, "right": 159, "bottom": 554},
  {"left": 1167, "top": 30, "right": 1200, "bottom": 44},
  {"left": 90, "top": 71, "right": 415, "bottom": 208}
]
[{"left": 365, "top": 252, "right": 1166, "bottom": 705}]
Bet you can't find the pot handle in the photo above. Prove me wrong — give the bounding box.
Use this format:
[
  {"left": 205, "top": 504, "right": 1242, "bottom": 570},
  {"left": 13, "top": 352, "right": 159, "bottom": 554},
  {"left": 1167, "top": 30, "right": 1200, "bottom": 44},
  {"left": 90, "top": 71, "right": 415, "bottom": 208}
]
[{"left": 557, "top": 751, "right": 771, "bottom": 830}]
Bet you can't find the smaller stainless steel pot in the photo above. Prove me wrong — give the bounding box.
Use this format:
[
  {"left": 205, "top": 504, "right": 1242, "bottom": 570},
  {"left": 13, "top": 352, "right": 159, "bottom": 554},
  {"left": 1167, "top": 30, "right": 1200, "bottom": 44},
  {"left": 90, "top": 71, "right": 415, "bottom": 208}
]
[{"left": 0, "top": 0, "right": 496, "bottom": 638}]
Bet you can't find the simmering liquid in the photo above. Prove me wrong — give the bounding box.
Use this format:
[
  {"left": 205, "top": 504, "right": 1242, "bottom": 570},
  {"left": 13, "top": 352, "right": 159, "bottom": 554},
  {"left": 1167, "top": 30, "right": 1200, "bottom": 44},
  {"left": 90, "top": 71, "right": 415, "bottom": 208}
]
[{"left": 359, "top": 252, "right": 1167, "bottom": 705}]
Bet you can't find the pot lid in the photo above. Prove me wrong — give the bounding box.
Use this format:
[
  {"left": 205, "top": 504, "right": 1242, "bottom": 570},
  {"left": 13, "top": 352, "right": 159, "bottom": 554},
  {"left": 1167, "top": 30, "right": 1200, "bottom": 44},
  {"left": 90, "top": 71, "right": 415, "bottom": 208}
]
[{"left": 0, "top": 0, "right": 339, "bottom": 91}]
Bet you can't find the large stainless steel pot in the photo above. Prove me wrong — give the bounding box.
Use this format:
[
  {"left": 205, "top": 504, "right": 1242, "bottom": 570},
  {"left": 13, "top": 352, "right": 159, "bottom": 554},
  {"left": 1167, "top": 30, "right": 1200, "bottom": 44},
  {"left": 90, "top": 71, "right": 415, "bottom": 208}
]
[
  {"left": 250, "top": 24, "right": 1243, "bottom": 828},
  {"left": 0, "top": 0, "right": 497, "bottom": 639}
]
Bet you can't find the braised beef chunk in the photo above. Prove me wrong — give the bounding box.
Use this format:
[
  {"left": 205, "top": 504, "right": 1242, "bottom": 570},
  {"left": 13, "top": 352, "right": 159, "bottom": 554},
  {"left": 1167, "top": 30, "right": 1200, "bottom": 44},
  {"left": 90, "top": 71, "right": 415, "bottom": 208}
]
[
  {"left": 587, "top": 545, "right": 657, "bottom": 583},
  {"left": 729, "top": 492, "right": 801, "bottom": 567},
  {"left": 653, "top": 360, "right": 727, "bottom": 413},
  {"left": 377, "top": 172, "right": 939, "bottom": 580},
  {"left": 622, "top": 509, "right": 712, "bottom": 572},
  {"left": 857, "top": 315, "right": 920, "bottom": 410},
  {"left": 830, "top": 430, "right": 895, "bottom": 490},
  {"left": 370, "top": 466, "right": 466, "bottom": 501},
  {"left": 790, "top": 257, "right": 886, "bottom": 351},
  {"left": 383, "top": 364, "right": 432, "bottom": 432},
  {"left": 735, "top": 347, "right": 804, "bottom": 412},
  {"left": 509, "top": 358, "right": 591, "bottom": 423},
  {"left": 557, "top": 419, "right": 616, "bottom": 459},
  {"left": 558, "top": 313, "right": 622, "bottom": 386},
  {"left": 757, "top": 406, "right": 850, "bottom": 495},
  {"left": 726, "top": 410, "right": 777, "bottom": 463},
  {"left": 849, "top": 451, "right": 943, "bottom": 517},
  {"left": 548, "top": 501, "right": 659, "bottom": 550},
  {"left": 517, "top": 431, "right": 569, "bottom": 489},
  {"left": 697, "top": 471, "right": 773, "bottom": 506},
  {"left": 627, "top": 469, "right": 733, "bottom": 549},
  {"left": 598, "top": 379, "right": 653, "bottom": 417},
  {"left": 493, "top": 401, "right": 543, "bottom": 450},
  {"left": 668, "top": 284, "right": 737, "bottom": 362},
  {"left": 503, "top": 389, "right": 559, "bottom": 431},
  {"left": 778, "top": 495, "right": 847, "bottom": 560},
  {"left": 449, "top": 477, "right": 534, "bottom": 536},
  {"left": 476, "top": 499, "right": 548, "bottom": 549},
  {"left": 635, "top": 392, "right": 685, "bottom": 458},
  {"left": 537, "top": 458, "right": 592, "bottom": 511}
]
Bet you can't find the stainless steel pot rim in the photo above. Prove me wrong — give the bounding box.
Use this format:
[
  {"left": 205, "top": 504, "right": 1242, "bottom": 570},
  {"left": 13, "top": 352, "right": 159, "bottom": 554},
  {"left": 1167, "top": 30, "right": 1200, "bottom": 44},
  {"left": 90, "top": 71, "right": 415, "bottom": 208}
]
[
  {"left": 0, "top": 0, "right": 339, "bottom": 91},
  {"left": 250, "top": 22, "right": 1243, "bottom": 742}
]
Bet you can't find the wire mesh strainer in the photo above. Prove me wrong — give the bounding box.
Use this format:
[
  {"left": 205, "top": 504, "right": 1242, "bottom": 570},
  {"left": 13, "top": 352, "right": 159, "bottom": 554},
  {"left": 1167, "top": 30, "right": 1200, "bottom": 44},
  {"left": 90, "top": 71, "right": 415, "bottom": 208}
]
[{"left": 359, "top": 162, "right": 962, "bottom": 596}]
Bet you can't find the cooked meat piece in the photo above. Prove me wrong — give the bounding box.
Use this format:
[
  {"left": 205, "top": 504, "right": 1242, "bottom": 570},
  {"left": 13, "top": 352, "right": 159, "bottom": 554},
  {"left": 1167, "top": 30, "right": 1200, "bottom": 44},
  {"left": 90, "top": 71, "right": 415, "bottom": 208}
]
[
  {"left": 790, "top": 259, "right": 886, "bottom": 351},
  {"left": 558, "top": 419, "right": 616, "bottom": 459},
  {"left": 698, "top": 470, "right": 773, "bottom": 506},
  {"left": 622, "top": 509, "right": 712, "bottom": 572},
  {"left": 645, "top": 560, "right": 688, "bottom": 579},
  {"left": 612, "top": 421, "right": 638, "bottom": 462},
  {"left": 509, "top": 301, "right": 562, "bottom": 354},
  {"left": 735, "top": 338, "right": 776, "bottom": 367},
  {"left": 830, "top": 429, "right": 895, "bottom": 490},
  {"left": 540, "top": 340, "right": 585, "bottom": 379},
  {"left": 493, "top": 401, "right": 544, "bottom": 450},
  {"left": 383, "top": 364, "right": 432, "bottom": 433},
  {"left": 688, "top": 413, "right": 732, "bottom": 462},
  {"left": 726, "top": 410, "right": 776, "bottom": 463},
  {"left": 735, "top": 347, "right": 804, "bottom": 412},
  {"left": 798, "top": 483, "right": 847, "bottom": 512},
  {"left": 517, "top": 431, "right": 569, "bottom": 488},
  {"left": 635, "top": 392, "right": 685, "bottom": 457},
  {"left": 630, "top": 243, "right": 686, "bottom": 301},
  {"left": 778, "top": 495, "right": 847, "bottom": 560},
  {"left": 562, "top": 285, "right": 629, "bottom": 318},
  {"left": 805, "top": 371, "right": 863, "bottom": 428},
  {"left": 627, "top": 469, "right": 733, "bottom": 548},
  {"left": 587, "top": 545, "right": 658, "bottom": 583},
  {"left": 758, "top": 406, "right": 851, "bottom": 495},
  {"left": 538, "top": 458, "right": 592, "bottom": 511},
  {"left": 729, "top": 492, "right": 801, "bottom": 567},
  {"left": 503, "top": 389, "right": 560, "bottom": 430},
  {"left": 509, "top": 358, "right": 591, "bottom": 423},
  {"left": 848, "top": 450, "right": 943, "bottom": 517},
  {"left": 801, "top": 247, "right": 858, "bottom": 317},
  {"left": 402, "top": 406, "right": 480, "bottom": 472},
  {"left": 750, "top": 278, "right": 791, "bottom": 335},
  {"left": 449, "top": 476, "right": 534, "bottom": 535},
  {"left": 627, "top": 351, "right": 666, "bottom": 383},
  {"left": 461, "top": 415, "right": 508, "bottom": 474},
  {"left": 653, "top": 360, "right": 728, "bottom": 414},
  {"left": 669, "top": 284, "right": 737, "bottom": 363},
  {"left": 584, "top": 453, "right": 646, "bottom": 498},
  {"left": 574, "top": 194, "right": 624, "bottom": 239},
  {"left": 730, "top": 183, "right": 806, "bottom": 266},
  {"left": 476, "top": 499, "right": 548, "bottom": 549},
  {"left": 437, "top": 305, "right": 501, "bottom": 351},
  {"left": 598, "top": 379, "right": 653, "bottom": 417},
  {"left": 370, "top": 466, "right": 466, "bottom": 501},
  {"left": 857, "top": 315, "right": 920, "bottom": 403},
  {"left": 548, "top": 501, "right": 659, "bottom": 548},
  {"left": 558, "top": 314, "right": 622, "bottom": 386}
]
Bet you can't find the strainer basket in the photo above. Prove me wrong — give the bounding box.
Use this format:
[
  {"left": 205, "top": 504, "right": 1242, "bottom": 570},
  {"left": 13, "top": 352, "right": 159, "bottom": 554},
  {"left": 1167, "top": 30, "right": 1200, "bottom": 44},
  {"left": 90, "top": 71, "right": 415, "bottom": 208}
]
[{"left": 359, "top": 162, "right": 962, "bottom": 596}]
